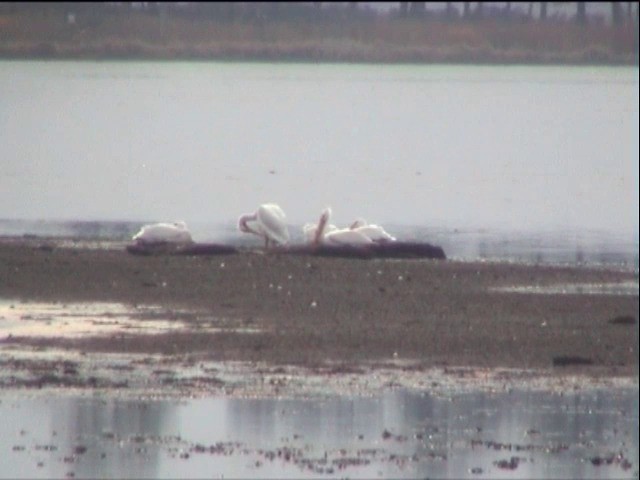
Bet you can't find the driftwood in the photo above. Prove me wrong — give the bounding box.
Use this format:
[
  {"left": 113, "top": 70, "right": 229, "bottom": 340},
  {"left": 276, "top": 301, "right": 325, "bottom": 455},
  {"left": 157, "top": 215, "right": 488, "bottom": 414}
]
[
  {"left": 370, "top": 242, "right": 446, "bottom": 259},
  {"left": 552, "top": 355, "right": 594, "bottom": 367},
  {"left": 273, "top": 242, "right": 447, "bottom": 260},
  {"left": 277, "top": 244, "right": 375, "bottom": 259},
  {"left": 126, "top": 241, "right": 446, "bottom": 260},
  {"left": 126, "top": 242, "right": 238, "bottom": 256},
  {"left": 608, "top": 315, "right": 636, "bottom": 326}
]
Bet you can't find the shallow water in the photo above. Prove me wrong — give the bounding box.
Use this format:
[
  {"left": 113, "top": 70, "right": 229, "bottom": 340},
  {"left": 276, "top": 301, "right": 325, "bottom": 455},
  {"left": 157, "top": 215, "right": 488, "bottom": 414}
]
[
  {"left": 0, "top": 300, "right": 262, "bottom": 338},
  {"left": 0, "top": 388, "right": 637, "bottom": 479},
  {"left": 491, "top": 280, "right": 640, "bottom": 296}
]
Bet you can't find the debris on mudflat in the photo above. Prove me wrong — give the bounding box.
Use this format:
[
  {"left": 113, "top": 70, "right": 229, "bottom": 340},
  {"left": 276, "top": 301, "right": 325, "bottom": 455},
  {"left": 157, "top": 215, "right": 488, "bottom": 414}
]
[
  {"left": 280, "top": 242, "right": 446, "bottom": 260},
  {"left": 552, "top": 355, "right": 594, "bottom": 367},
  {"left": 126, "top": 242, "right": 238, "bottom": 256},
  {"left": 608, "top": 315, "right": 636, "bottom": 326},
  {"left": 494, "top": 456, "right": 525, "bottom": 470}
]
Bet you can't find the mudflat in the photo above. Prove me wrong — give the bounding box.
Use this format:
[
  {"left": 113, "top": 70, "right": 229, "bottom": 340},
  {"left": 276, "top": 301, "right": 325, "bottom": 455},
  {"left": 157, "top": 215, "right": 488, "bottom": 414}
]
[{"left": 0, "top": 237, "right": 637, "bottom": 383}]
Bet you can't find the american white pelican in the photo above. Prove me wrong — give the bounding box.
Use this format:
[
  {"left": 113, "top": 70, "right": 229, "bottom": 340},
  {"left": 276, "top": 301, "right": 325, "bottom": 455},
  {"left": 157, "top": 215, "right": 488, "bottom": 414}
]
[
  {"left": 302, "top": 220, "right": 337, "bottom": 243},
  {"left": 349, "top": 218, "right": 396, "bottom": 243},
  {"left": 132, "top": 221, "right": 193, "bottom": 245},
  {"left": 313, "top": 207, "right": 373, "bottom": 246},
  {"left": 238, "top": 203, "right": 290, "bottom": 248}
]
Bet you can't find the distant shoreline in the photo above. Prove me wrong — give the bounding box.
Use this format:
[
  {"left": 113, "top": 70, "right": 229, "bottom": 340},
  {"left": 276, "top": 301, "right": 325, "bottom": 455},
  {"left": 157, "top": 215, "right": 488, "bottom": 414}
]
[
  {"left": 1, "top": 7, "right": 637, "bottom": 66},
  {"left": 0, "top": 42, "right": 636, "bottom": 66}
]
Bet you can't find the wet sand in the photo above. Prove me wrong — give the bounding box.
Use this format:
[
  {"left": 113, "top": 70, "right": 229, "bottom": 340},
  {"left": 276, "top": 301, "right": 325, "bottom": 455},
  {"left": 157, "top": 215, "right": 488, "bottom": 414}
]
[{"left": 0, "top": 237, "right": 638, "bottom": 393}]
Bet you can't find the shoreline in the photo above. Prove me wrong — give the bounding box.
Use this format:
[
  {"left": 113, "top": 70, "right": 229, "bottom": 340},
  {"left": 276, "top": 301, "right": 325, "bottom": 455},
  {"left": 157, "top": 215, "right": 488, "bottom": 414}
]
[
  {"left": 1, "top": 11, "right": 637, "bottom": 67},
  {"left": 0, "top": 237, "right": 638, "bottom": 396},
  {"left": 1, "top": 45, "right": 636, "bottom": 66}
]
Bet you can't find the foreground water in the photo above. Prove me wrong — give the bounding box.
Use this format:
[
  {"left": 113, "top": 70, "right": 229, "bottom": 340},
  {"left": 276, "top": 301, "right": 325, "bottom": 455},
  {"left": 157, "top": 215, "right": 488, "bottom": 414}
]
[{"left": 0, "top": 387, "right": 637, "bottom": 479}]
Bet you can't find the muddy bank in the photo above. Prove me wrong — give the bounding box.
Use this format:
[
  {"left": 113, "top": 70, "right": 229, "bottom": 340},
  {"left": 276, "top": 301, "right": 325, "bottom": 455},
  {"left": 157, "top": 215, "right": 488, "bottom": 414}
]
[
  {"left": 2, "top": 40, "right": 636, "bottom": 66},
  {"left": 0, "top": 238, "right": 638, "bottom": 390},
  {"left": 1, "top": 13, "right": 637, "bottom": 67}
]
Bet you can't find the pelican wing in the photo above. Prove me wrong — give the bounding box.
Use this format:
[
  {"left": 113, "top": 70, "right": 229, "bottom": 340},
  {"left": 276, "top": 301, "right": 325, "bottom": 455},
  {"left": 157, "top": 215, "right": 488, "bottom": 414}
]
[
  {"left": 257, "top": 204, "right": 290, "bottom": 245},
  {"left": 302, "top": 223, "right": 318, "bottom": 243},
  {"left": 303, "top": 222, "right": 338, "bottom": 243},
  {"left": 133, "top": 222, "right": 192, "bottom": 244},
  {"left": 324, "top": 229, "right": 373, "bottom": 245},
  {"left": 354, "top": 225, "right": 396, "bottom": 242}
]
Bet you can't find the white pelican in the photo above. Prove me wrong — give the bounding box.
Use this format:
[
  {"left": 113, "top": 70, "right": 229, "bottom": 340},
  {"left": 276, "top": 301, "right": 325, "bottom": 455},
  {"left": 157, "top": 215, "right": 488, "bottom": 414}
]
[
  {"left": 132, "top": 221, "right": 193, "bottom": 245},
  {"left": 303, "top": 220, "right": 337, "bottom": 243},
  {"left": 238, "top": 203, "right": 290, "bottom": 248},
  {"left": 349, "top": 218, "right": 396, "bottom": 243},
  {"left": 313, "top": 207, "right": 373, "bottom": 246}
]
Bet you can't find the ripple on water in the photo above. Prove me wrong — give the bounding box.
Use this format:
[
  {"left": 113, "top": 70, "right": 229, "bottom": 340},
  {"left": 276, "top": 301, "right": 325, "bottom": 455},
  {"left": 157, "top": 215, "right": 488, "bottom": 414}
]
[
  {"left": 0, "top": 300, "right": 263, "bottom": 338},
  {"left": 490, "top": 281, "right": 639, "bottom": 296}
]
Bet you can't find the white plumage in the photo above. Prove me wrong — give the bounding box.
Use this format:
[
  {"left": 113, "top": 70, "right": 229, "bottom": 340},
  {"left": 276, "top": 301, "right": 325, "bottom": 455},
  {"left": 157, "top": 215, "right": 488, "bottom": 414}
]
[
  {"left": 307, "top": 208, "right": 396, "bottom": 246},
  {"left": 132, "top": 221, "right": 193, "bottom": 245},
  {"left": 311, "top": 207, "right": 373, "bottom": 246},
  {"left": 349, "top": 218, "right": 396, "bottom": 242},
  {"left": 238, "top": 203, "right": 290, "bottom": 248}
]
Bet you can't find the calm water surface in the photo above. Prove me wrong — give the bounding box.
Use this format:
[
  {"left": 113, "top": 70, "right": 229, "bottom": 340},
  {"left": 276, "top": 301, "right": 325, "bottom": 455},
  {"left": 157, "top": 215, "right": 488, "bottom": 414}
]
[
  {"left": 1, "top": 388, "right": 637, "bottom": 479},
  {"left": 1, "top": 61, "right": 638, "bottom": 266}
]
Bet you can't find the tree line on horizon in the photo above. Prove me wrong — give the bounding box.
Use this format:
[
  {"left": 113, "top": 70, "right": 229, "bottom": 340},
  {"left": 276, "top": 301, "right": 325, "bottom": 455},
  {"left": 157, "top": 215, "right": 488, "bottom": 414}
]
[{"left": 2, "top": 2, "right": 638, "bottom": 27}]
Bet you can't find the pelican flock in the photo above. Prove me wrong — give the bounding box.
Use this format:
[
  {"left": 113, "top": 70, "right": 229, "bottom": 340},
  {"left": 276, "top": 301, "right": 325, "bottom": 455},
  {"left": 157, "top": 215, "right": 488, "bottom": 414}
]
[{"left": 131, "top": 204, "right": 395, "bottom": 251}]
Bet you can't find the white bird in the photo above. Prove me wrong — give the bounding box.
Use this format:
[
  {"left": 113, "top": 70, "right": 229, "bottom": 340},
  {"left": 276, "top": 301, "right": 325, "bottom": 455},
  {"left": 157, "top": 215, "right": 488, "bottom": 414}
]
[
  {"left": 132, "top": 221, "right": 193, "bottom": 245},
  {"left": 349, "top": 218, "right": 396, "bottom": 243},
  {"left": 312, "top": 207, "right": 373, "bottom": 246},
  {"left": 303, "top": 220, "right": 337, "bottom": 243},
  {"left": 238, "top": 203, "right": 290, "bottom": 248}
]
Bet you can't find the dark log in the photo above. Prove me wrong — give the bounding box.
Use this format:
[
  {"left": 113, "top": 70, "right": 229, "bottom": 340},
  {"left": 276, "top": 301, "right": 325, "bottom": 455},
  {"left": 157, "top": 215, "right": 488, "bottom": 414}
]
[
  {"left": 127, "top": 241, "right": 446, "bottom": 260},
  {"left": 126, "top": 242, "right": 238, "bottom": 256},
  {"left": 370, "top": 241, "right": 446, "bottom": 259},
  {"left": 552, "top": 355, "right": 594, "bottom": 367},
  {"left": 277, "top": 244, "right": 374, "bottom": 259},
  {"left": 274, "top": 242, "right": 446, "bottom": 260}
]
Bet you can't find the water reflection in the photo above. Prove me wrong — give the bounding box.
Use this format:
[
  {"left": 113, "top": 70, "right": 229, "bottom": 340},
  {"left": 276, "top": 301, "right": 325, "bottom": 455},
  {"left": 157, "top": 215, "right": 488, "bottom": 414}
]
[
  {"left": 1, "top": 388, "right": 637, "bottom": 479},
  {"left": 491, "top": 281, "right": 639, "bottom": 296},
  {"left": 0, "top": 301, "right": 263, "bottom": 338}
]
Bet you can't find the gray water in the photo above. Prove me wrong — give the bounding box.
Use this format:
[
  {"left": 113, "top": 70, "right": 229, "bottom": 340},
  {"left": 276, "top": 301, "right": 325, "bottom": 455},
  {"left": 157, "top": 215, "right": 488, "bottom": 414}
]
[
  {"left": 1, "top": 388, "right": 637, "bottom": 479},
  {"left": 1, "top": 62, "right": 638, "bottom": 264}
]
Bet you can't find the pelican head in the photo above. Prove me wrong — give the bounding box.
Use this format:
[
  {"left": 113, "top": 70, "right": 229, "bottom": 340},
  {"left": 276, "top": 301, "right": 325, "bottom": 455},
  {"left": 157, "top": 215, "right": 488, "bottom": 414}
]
[
  {"left": 314, "top": 207, "right": 332, "bottom": 245},
  {"left": 349, "top": 218, "right": 368, "bottom": 229}
]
